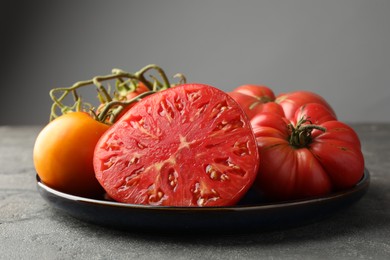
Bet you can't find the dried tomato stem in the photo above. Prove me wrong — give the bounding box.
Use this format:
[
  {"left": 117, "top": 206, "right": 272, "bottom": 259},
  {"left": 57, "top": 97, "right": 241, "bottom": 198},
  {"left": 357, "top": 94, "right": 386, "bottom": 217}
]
[
  {"left": 49, "top": 71, "right": 140, "bottom": 121},
  {"left": 173, "top": 73, "right": 187, "bottom": 85},
  {"left": 97, "top": 91, "right": 156, "bottom": 123},
  {"left": 49, "top": 64, "right": 186, "bottom": 123},
  {"left": 135, "top": 64, "right": 171, "bottom": 90}
]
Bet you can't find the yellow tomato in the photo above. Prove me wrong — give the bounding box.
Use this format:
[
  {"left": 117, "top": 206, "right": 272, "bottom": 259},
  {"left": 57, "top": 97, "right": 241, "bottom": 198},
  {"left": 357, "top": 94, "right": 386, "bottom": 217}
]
[{"left": 33, "top": 112, "right": 109, "bottom": 197}]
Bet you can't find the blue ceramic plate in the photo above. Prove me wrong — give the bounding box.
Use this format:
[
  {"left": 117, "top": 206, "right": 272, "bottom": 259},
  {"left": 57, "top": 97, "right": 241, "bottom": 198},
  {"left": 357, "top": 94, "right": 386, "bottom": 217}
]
[{"left": 36, "top": 169, "right": 370, "bottom": 232}]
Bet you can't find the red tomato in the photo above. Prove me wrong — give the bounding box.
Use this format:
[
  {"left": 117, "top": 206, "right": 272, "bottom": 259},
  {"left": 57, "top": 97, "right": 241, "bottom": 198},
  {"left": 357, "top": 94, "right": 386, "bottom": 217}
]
[
  {"left": 228, "top": 92, "right": 279, "bottom": 119},
  {"left": 251, "top": 103, "right": 364, "bottom": 201},
  {"left": 33, "top": 112, "right": 109, "bottom": 197},
  {"left": 228, "top": 85, "right": 284, "bottom": 119},
  {"left": 292, "top": 103, "right": 338, "bottom": 125},
  {"left": 229, "top": 85, "right": 336, "bottom": 121},
  {"left": 123, "top": 82, "right": 150, "bottom": 100},
  {"left": 97, "top": 82, "right": 151, "bottom": 123},
  {"left": 233, "top": 84, "right": 276, "bottom": 102},
  {"left": 275, "top": 91, "right": 336, "bottom": 120},
  {"left": 93, "top": 83, "right": 260, "bottom": 206}
]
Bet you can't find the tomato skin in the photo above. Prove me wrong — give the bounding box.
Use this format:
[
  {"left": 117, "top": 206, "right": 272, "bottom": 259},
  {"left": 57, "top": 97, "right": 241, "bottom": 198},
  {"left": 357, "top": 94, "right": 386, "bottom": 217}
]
[
  {"left": 251, "top": 104, "right": 364, "bottom": 201},
  {"left": 293, "top": 103, "right": 337, "bottom": 125},
  {"left": 229, "top": 86, "right": 335, "bottom": 121},
  {"left": 94, "top": 84, "right": 260, "bottom": 207},
  {"left": 233, "top": 84, "right": 276, "bottom": 102},
  {"left": 254, "top": 137, "right": 333, "bottom": 199},
  {"left": 33, "top": 112, "right": 109, "bottom": 197},
  {"left": 228, "top": 91, "right": 285, "bottom": 119},
  {"left": 275, "top": 91, "right": 336, "bottom": 120},
  {"left": 228, "top": 85, "right": 284, "bottom": 119},
  {"left": 309, "top": 121, "right": 364, "bottom": 189}
]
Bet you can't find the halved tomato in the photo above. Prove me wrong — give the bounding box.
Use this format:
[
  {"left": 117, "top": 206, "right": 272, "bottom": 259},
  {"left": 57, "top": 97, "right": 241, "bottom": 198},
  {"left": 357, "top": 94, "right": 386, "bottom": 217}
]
[{"left": 93, "top": 83, "right": 259, "bottom": 206}]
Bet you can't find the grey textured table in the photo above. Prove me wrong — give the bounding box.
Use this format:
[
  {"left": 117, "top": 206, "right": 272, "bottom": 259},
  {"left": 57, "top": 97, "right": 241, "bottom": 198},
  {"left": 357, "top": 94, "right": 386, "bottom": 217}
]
[{"left": 1, "top": 124, "right": 389, "bottom": 259}]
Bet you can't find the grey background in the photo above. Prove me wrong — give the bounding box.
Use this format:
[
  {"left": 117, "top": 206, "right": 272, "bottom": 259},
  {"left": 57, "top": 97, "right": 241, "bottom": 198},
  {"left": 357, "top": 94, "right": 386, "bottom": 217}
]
[{"left": 1, "top": 0, "right": 389, "bottom": 125}]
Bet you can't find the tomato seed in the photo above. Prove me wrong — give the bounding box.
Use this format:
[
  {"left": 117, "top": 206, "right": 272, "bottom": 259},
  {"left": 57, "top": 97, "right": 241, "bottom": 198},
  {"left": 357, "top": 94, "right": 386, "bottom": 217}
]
[
  {"left": 210, "top": 101, "right": 228, "bottom": 119},
  {"left": 220, "top": 174, "right": 229, "bottom": 181}
]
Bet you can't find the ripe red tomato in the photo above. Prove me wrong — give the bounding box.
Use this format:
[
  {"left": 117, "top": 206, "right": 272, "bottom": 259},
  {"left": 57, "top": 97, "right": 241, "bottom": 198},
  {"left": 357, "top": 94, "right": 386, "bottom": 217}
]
[
  {"left": 97, "top": 82, "right": 151, "bottom": 124},
  {"left": 251, "top": 103, "right": 364, "bottom": 201},
  {"left": 115, "top": 83, "right": 150, "bottom": 119},
  {"left": 275, "top": 91, "right": 336, "bottom": 120},
  {"left": 93, "top": 83, "right": 260, "bottom": 206},
  {"left": 292, "top": 103, "right": 339, "bottom": 125},
  {"left": 122, "top": 82, "right": 150, "bottom": 100},
  {"left": 34, "top": 112, "right": 109, "bottom": 197},
  {"left": 229, "top": 85, "right": 336, "bottom": 121},
  {"left": 233, "top": 84, "right": 276, "bottom": 102},
  {"left": 228, "top": 85, "right": 284, "bottom": 119}
]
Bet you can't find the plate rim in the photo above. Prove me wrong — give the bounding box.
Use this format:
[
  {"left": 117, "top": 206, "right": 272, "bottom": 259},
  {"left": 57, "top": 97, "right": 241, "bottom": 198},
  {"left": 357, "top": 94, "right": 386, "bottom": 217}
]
[{"left": 36, "top": 168, "right": 370, "bottom": 212}]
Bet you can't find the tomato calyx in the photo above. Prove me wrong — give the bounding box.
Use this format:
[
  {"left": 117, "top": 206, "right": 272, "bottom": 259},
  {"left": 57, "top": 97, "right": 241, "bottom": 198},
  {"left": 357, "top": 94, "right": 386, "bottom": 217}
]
[
  {"left": 258, "top": 96, "right": 273, "bottom": 103},
  {"left": 288, "top": 117, "right": 326, "bottom": 148}
]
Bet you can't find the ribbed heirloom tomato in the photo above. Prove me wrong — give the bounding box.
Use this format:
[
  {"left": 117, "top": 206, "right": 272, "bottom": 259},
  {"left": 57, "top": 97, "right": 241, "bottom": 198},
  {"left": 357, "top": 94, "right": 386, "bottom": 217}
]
[
  {"left": 228, "top": 85, "right": 284, "bottom": 118},
  {"left": 93, "top": 83, "right": 260, "bottom": 206},
  {"left": 275, "top": 90, "right": 337, "bottom": 120},
  {"left": 33, "top": 112, "right": 109, "bottom": 197},
  {"left": 229, "top": 85, "right": 336, "bottom": 120},
  {"left": 251, "top": 103, "right": 364, "bottom": 200}
]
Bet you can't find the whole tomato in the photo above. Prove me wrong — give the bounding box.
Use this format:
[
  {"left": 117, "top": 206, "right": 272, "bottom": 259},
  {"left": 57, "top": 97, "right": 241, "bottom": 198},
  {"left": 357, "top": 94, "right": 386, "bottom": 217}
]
[
  {"left": 228, "top": 85, "right": 284, "bottom": 119},
  {"left": 275, "top": 91, "right": 337, "bottom": 120},
  {"left": 124, "top": 82, "right": 149, "bottom": 100},
  {"left": 229, "top": 85, "right": 336, "bottom": 121},
  {"left": 114, "top": 82, "right": 151, "bottom": 120},
  {"left": 233, "top": 84, "right": 276, "bottom": 102},
  {"left": 96, "top": 82, "right": 150, "bottom": 124},
  {"left": 34, "top": 112, "right": 109, "bottom": 197},
  {"left": 251, "top": 103, "right": 364, "bottom": 201}
]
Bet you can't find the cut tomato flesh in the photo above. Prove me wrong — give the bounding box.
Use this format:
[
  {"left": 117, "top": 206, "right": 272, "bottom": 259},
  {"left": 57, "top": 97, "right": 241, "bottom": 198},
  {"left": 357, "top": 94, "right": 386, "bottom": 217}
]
[{"left": 93, "top": 84, "right": 259, "bottom": 206}]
